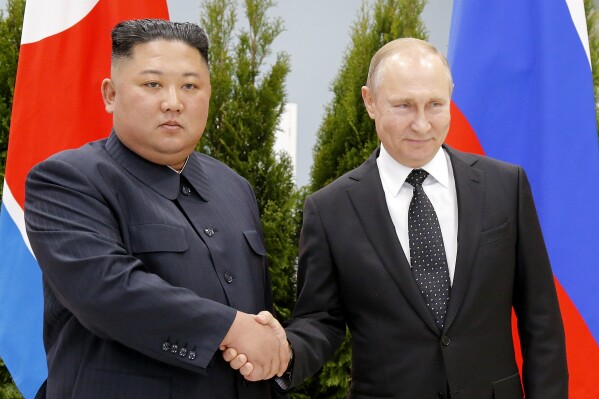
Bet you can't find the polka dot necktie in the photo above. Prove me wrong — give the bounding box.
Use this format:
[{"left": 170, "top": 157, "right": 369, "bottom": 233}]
[{"left": 406, "top": 169, "right": 450, "bottom": 330}]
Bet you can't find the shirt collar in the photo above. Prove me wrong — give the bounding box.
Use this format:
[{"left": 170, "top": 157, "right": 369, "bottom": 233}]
[{"left": 377, "top": 144, "right": 450, "bottom": 196}]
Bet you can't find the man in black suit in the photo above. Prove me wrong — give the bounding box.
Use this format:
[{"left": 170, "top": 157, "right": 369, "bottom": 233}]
[
  {"left": 25, "top": 19, "right": 289, "bottom": 399},
  {"left": 227, "top": 38, "right": 568, "bottom": 398}
]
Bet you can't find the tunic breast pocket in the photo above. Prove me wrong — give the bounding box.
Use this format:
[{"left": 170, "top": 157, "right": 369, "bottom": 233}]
[
  {"left": 128, "top": 224, "right": 189, "bottom": 253},
  {"left": 243, "top": 230, "right": 267, "bottom": 257}
]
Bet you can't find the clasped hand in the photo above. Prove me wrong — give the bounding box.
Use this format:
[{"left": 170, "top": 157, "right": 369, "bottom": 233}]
[{"left": 220, "top": 310, "right": 290, "bottom": 381}]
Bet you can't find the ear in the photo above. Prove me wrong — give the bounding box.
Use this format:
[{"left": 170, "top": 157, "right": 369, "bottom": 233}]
[
  {"left": 101, "top": 78, "right": 116, "bottom": 114},
  {"left": 361, "top": 86, "right": 376, "bottom": 119}
]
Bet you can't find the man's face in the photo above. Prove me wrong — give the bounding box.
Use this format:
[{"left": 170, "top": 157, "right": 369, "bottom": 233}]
[
  {"left": 362, "top": 50, "right": 451, "bottom": 168},
  {"left": 102, "top": 39, "right": 211, "bottom": 169}
]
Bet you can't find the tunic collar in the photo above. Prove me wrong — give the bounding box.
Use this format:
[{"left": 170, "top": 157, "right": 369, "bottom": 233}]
[{"left": 105, "top": 131, "right": 210, "bottom": 201}]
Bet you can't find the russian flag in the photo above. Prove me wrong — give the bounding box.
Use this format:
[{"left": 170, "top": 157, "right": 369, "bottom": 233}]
[
  {"left": 447, "top": 0, "right": 599, "bottom": 397},
  {"left": 0, "top": 1, "right": 168, "bottom": 397}
]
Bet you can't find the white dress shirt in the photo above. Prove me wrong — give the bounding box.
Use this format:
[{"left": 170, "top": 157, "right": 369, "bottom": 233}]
[{"left": 376, "top": 145, "right": 458, "bottom": 284}]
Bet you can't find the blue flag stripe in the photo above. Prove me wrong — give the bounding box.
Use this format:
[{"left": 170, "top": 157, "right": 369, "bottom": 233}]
[{"left": 0, "top": 201, "right": 46, "bottom": 399}]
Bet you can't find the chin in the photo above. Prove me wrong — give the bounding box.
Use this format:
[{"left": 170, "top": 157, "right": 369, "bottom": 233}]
[{"left": 407, "top": 153, "right": 435, "bottom": 168}]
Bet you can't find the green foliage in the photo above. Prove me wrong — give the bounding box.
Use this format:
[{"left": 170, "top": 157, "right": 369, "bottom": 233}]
[
  {"left": 310, "top": 0, "right": 427, "bottom": 193},
  {"left": 584, "top": 0, "right": 599, "bottom": 135},
  {"left": 0, "top": 358, "right": 23, "bottom": 399},
  {"left": 199, "top": 0, "right": 299, "bottom": 321},
  {"left": 305, "top": 0, "right": 427, "bottom": 396},
  {"left": 0, "top": 0, "right": 24, "bottom": 198}
]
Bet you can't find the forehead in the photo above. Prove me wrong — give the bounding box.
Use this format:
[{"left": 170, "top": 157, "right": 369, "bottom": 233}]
[
  {"left": 377, "top": 52, "right": 451, "bottom": 97},
  {"left": 114, "top": 39, "right": 206, "bottom": 72}
]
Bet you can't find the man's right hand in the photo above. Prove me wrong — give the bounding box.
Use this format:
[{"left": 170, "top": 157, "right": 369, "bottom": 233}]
[
  {"left": 220, "top": 311, "right": 291, "bottom": 381},
  {"left": 220, "top": 311, "right": 288, "bottom": 381}
]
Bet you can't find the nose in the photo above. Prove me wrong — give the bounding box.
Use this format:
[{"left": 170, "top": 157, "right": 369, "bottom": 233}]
[
  {"left": 161, "top": 87, "right": 183, "bottom": 113},
  {"left": 411, "top": 108, "right": 431, "bottom": 134}
]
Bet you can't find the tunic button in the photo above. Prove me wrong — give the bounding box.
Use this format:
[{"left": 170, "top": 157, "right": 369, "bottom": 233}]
[
  {"left": 204, "top": 228, "right": 215, "bottom": 237},
  {"left": 181, "top": 185, "right": 191, "bottom": 196},
  {"left": 441, "top": 335, "right": 451, "bottom": 346},
  {"left": 224, "top": 272, "right": 233, "bottom": 283}
]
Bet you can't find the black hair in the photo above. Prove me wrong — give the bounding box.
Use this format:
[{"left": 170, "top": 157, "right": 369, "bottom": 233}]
[{"left": 111, "top": 19, "right": 209, "bottom": 66}]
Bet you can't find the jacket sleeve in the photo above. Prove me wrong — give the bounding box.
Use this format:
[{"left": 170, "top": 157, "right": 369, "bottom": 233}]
[
  {"left": 284, "top": 195, "right": 347, "bottom": 388},
  {"left": 513, "top": 167, "right": 568, "bottom": 398}
]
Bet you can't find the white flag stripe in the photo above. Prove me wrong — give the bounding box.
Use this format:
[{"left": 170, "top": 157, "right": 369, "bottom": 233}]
[
  {"left": 1, "top": 181, "right": 35, "bottom": 258},
  {"left": 21, "top": 0, "right": 99, "bottom": 44},
  {"left": 565, "top": 0, "right": 591, "bottom": 67}
]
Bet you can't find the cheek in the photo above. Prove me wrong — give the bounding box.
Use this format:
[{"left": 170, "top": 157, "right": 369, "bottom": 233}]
[
  {"left": 117, "top": 92, "right": 155, "bottom": 117},
  {"left": 432, "top": 115, "right": 451, "bottom": 134},
  {"left": 189, "top": 97, "right": 210, "bottom": 119},
  {"left": 379, "top": 115, "right": 408, "bottom": 136},
  {"left": 431, "top": 109, "right": 451, "bottom": 125}
]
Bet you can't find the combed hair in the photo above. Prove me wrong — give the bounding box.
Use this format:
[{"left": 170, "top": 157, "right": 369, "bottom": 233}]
[{"left": 111, "top": 19, "right": 209, "bottom": 66}]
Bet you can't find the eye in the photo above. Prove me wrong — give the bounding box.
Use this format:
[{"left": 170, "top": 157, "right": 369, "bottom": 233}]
[
  {"left": 144, "top": 81, "right": 161, "bottom": 88},
  {"left": 182, "top": 83, "right": 198, "bottom": 90},
  {"left": 393, "top": 103, "right": 410, "bottom": 109}
]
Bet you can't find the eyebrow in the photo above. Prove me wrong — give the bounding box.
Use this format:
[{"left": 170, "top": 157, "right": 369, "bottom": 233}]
[
  {"left": 139, "top": 70, "right": 201, "bottom": 78},
  {"left": 388, "top": 97, "right": 413, "bottom": 103},
  {"left": 388, "top": 96, "right": 447, "bottom": 103}
]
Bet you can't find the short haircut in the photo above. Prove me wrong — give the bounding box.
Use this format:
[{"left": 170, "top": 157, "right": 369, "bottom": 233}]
[
  {"left": 111, "top": 19, "right": 209, "bottom": 66},
  {"left": 366, "top": 38, "right": 453, "bottom": 95}
]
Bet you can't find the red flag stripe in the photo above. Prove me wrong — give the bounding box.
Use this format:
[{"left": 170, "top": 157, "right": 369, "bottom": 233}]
[{"left": 446, "top": 102, "right": 484, "bottom": 155}]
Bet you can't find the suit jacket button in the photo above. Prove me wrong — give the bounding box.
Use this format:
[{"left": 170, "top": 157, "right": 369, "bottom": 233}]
[
  {"left": 179, "top": 347, "right": 187, "bottom": 357},
  {"left": 224, "top": 272, "right": 233, "bottom": 283},
  {"left": 441, "top": 335, "right": 451, "bottom": 346},
  {"left": 181, "top": 185, "right": 191, "bottom": 196},
  {"left": 188, "top": 351, "right": 196, "bottom": 360},
  {"left": 162, "top": 341, "right": 171, "bottom": 351},
  {"left": 171, "top": 343, "right": 179, "bottom": 354}
]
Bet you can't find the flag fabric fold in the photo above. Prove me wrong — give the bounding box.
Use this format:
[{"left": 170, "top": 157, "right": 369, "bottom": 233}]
[
  {"left": 0, "top": 1, "right": 169, "bottom": 397},
  {"left": 447, "top": 0, "right": 599, "bottom": 397}
]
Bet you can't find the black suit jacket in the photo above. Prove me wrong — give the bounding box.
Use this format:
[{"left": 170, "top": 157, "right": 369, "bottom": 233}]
[
  {"left": 25, "top": 132, "right": 280, "bottom": 398},
  {"left": 285, "top": 146, "right": 568, "bottom": 399}
]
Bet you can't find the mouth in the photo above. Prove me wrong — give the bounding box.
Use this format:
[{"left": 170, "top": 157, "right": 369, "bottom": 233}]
[
  {"left": 406, "top": 138, "right": 431, "bottom": 144},
  {"left": 160, "top": 120, "right": 183, "bottom": 129}
]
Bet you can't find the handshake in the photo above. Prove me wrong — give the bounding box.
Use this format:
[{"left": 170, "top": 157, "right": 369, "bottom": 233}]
[{"left": 219, "top": 310, "right": 291, "bottom": 381}]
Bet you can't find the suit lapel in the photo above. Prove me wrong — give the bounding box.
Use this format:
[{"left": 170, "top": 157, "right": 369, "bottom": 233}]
[
  {"left": 346, "top": 149, "right": 440, "bottom": 334},
  {"left": 443, "top": 146, "right": 484, "bottom": 331}
]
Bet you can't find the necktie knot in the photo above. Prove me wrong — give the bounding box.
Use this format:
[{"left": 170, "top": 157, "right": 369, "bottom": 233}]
[{"left": 406, "top": 169, "right": 429, "bottom": 187}]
